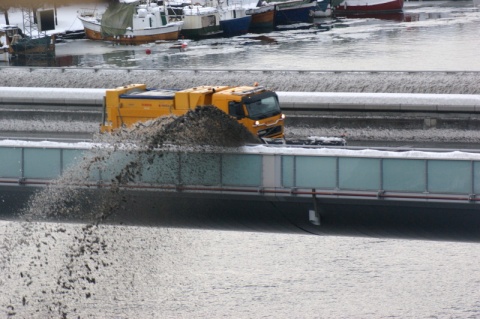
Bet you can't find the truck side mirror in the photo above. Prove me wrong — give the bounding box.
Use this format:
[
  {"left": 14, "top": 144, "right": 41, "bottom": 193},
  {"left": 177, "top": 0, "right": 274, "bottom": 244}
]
[{"left": 228, "top": 102, "right": 245, "bottom": 119}]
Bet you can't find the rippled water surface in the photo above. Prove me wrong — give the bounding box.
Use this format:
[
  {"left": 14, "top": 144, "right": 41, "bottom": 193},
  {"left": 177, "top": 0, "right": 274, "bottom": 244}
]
[
  {"left": 44, "top": 0, "right": 480, "bottom": 71},
  {"left": 2, "top": 223, "right": 480, "bottom": 318}
]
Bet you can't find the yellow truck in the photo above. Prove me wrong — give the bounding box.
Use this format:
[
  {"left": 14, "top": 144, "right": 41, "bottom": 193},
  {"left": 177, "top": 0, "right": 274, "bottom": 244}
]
[{"left": 101, "top": 83, "right": 285, "bottom": 139}]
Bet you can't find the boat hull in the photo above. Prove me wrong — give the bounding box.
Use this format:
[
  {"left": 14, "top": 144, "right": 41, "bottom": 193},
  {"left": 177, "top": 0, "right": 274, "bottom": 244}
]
[
  {"left": 248, "top": 6, "right": 275, "bottom": 33},
  {"left": 9, "top": 36, "right": 55, "bottom": 58},
  {"left": 220, "top": 15, "right": 252, "bottom": 37},
  {"left": 0, "top": 48, "right": 10, "bottom": 62},
  {"left": 180, "top": 8, "right": 223, "bottom": 40},
  {"left": 78, "top": 16, "right": 182, "bottom": 44},
  {"left": 333, "top": 0, "right": 404, "bottom": 14},
  {"left": 181, "top": 26, "right": 223, "bottom": 39},
  {"left": 314, "top": 0, "right": 332, "bottom": 17},
  {"left": 274, "top": 0, "right": 316, "bottom": 26}
]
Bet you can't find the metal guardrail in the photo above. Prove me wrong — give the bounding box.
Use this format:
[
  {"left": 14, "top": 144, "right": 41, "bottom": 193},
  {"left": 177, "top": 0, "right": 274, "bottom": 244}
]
[{"left": 1, "top": 144, "right": 480, "bottom": 204}]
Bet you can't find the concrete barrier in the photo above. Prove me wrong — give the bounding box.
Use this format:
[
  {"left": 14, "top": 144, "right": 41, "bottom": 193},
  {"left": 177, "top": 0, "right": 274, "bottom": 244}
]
[
  {"left": 0, "top": 87, "right": 105, "bottom": 106},
  {"left": 277, "top": 92, "right": 480, "bottom": 112},
  {"left": 1, "top": 87, "right": 480, "bottom": 112}
]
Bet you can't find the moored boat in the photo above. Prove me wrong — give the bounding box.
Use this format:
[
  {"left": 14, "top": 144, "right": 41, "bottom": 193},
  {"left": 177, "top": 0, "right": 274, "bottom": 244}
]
[
  {"left": 77, "top": 0, "right": 184, "bottom": 44},
  {"left": 180, "top": 5, "right": 223, "bottom": 39},
  {"left": 0, "top": 25, "right": 55, "bottom": 59},
  {"left": 332, "top": 0, "right": 404, "bottom": 14},
  {"left": 0, "top": 46, "right": 9, "bottom": 62},
  {"left": 246, "top": 2, "right": 276, "bottom": 33},
  {"left": 313, "top": 0, "right": 332, "bottom": 17},
  {"left": 0, "top": 27, "right": 10, "bottom": 62},
  {"left": 216, "top": 2, "right": 252, "bottom": 37},
  {"left": 270, "top": 0, "right": 316, "bottom": 26},
  {"left": 9, "top": 35, "right": 55, "bottom": 58}
]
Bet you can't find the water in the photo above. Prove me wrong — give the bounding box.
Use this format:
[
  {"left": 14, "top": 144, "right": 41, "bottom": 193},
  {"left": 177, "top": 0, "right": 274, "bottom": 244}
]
[
  {"left": 2, "top": 1, "right": 480, "bottom": 318},
  {"left": 2, "top": 99, "right": 480, "bottom": 319},
  {"left": 2, "top": 224, "right": 480, "bottom": 318},
  {"left": 23, "top": 1, "right": 480, "bottom": 71}
]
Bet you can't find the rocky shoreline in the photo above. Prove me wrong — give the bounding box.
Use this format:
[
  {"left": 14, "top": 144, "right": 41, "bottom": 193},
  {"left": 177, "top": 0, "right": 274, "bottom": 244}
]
[{"left": 1, "top": 67, "right": 479, "bottom": 94}]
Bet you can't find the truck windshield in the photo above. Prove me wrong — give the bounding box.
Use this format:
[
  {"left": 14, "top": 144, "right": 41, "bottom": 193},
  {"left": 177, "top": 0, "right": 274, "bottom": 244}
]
[{"left": 244, "top": 95, "right": 281, "bottom": 120}]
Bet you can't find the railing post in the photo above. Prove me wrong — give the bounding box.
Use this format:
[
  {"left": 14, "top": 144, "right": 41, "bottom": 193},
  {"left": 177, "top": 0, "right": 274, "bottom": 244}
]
[
  {"left": 425, "top": 159, "right": 429, "bottom": 193},
  {"left": 309, "top": 188, "right": 320, "bottom": 226},
  {"left": 335, "top": 157, "right": 340, "bottom": 190}
]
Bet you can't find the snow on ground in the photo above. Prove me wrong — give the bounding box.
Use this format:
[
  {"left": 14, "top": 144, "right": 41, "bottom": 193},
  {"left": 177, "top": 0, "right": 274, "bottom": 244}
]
[
  {"left": 0, "top": 139, "right": 94, "bottom": 149},
  {"left": 0, "top": 3, "right": 106, "bottom": 34},
  {"left": 2, "top": 137, "right": 480, "bottom": 160}
]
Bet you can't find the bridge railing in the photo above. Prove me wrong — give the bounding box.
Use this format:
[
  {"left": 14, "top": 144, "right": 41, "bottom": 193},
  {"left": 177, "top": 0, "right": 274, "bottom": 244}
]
[
  {"left": 1, "top": 144, "right": 479, "bottom": 202},
  {"left": 281, "top": 155, "right": 478, "bottom": 195}
]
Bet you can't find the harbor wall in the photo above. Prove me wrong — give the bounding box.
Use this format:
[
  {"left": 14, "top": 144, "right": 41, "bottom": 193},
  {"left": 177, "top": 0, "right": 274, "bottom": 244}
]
[{"left": 1, "top": 67, "right": 479, "bottom": 94}]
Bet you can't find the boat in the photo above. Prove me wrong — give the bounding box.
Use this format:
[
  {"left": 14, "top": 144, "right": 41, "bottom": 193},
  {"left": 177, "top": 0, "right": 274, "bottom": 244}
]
[
  {"left": 0, "top": 46, "right": 9, "bottom": 62},
  {"left": 0, "top": 27, "right": 9, "bottom": 62},
  {"left": 180, "top": 5, "right": 223, "bottom": 39},
  {"left": 9, "top": 35, "right": 55, "bottom": 58},
  {"left": 0, "top": 25, "right": 55, "bottom": 59},
  {"left": 77, "top": 0, "right": 184, "bottom": 44},
  {"left": 313, "top": 0, "right": 332, "bottom": 17},
  {"left": 245, "top": 1, "right": 276, "bottom": 33},
  {"left": 214, "top": 0, "right": 252, "bottom": 37},
  {"left": 55, "top": 29, "right": 86, "bottom": 41},
  {"left": 331, "top": 0, "right": 404, "bottom": 15},
  {"left": 270, "top": 0, "right": 316, "bottom": 26}
]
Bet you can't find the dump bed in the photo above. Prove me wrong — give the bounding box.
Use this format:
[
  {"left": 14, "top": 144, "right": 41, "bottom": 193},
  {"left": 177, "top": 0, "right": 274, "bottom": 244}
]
[{"left": 119, "top": 89, "right": 177, "bottom": 99}]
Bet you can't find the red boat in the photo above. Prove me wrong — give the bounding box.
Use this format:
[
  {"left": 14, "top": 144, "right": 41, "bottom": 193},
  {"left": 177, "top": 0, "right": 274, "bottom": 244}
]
[{"left": 332, "top": 0, "right": 404, "bottom": 14}]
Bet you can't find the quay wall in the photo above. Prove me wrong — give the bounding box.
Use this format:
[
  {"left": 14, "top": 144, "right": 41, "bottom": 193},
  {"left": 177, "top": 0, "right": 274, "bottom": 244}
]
[{"left": 0, "top": 67, "right": 479, "bottom": 94}]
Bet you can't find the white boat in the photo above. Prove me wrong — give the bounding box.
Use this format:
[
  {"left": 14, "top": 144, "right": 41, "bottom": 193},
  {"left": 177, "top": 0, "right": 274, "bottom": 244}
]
[
  {"left": 181, "top": 5, "right": 223, "bottom": 39},
  {"left": 77, "top": 0, "right": 184, "bottom": 44},
  {"left": 0, "top": 27, "right": 9, "bottom": 62},
  {"left": 313, "top": 0, "right": 332, "bottom": 17},
  {"left": 0, "top": 47, "right": 9, "bottom": 62}
]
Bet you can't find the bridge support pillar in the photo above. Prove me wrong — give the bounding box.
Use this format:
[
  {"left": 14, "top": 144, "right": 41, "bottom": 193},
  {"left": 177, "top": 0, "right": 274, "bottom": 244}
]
[{"left": 309, "top": 189, "right": 321, "bottom": 226}]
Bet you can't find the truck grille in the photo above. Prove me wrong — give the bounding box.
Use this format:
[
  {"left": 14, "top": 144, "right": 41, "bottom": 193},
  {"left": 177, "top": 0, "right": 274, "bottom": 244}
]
[{"left": 258, "top": 125, "right": 282, "bottom": 138}]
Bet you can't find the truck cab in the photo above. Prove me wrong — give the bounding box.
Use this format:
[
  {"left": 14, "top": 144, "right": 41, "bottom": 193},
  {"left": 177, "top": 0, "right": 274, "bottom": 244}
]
[{"left": 212, "top": 85, "right": 285, "bottom": 139}]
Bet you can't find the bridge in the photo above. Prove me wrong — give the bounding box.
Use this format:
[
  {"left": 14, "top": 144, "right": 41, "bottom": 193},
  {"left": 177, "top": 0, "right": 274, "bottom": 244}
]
[{"left": 1, "top": 140, "right": 480, "bottom": 242}]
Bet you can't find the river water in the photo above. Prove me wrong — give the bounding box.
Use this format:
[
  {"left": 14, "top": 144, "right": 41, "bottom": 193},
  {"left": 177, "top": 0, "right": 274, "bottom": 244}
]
[
  {"left": 43, "top": 0, "right": 480, "bottom": 71},
  {"left": 2, "top": 1, "right": 480, "bottom": 318}
]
